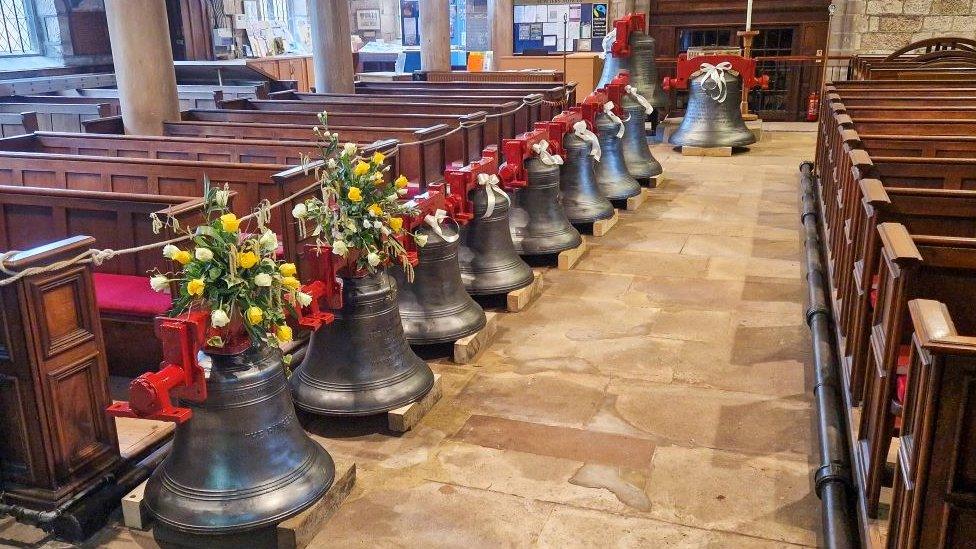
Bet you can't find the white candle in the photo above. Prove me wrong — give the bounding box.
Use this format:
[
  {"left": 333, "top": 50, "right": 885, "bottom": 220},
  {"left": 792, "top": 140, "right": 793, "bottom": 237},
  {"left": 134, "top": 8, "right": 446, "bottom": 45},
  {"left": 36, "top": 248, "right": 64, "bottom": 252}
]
[{"left": 746, "top": 0, "right": 753, "bottom": 31}]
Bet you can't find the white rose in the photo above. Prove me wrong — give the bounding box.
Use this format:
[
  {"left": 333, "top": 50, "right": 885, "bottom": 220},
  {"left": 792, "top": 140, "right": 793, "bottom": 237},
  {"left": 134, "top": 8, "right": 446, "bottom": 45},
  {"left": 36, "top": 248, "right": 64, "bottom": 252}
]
[
  {"left": 258, "top": 231, "right": 278, "bottom": 253},
  {"left": 210, "top": 309, "right": 231, "bottom": 328},
  {"left": 342, "top": 142, "right": 358, "bottom": 157},
  {"left": 297, "top": 292, "right": 313, "bottom": 307},
  {"left": 326, "top": 158, "right": 337, "bottom": 169},
  {"left": 414, "top": 234, "right": 429, "bottom": 247},
  {"left": 195, "top": 247, "right": 214, "bottom": 262},
  {"left": 213, "top": 189, "right": 230, "bottom": 208},
  {"left": 149, "top": 274, "right": 170, "bottom": 292},
  {"left": 363, "top": 219, "right": 373, "bottom": 229},
  {"left": 292, "top": 203, "right": 308, "bottom": 219},
  {"left": 162, "top": 244, "right": 179, "bottom": 259},
  {"left": 345, "top": 219, "right": 358, "bottom": 231},
  {"left": 373, "top": 220, "right": 383, "bottom": 229},
  {"left": 332, "top": 240, "right": 349, "bottom": 256},
  {"left": 322, "top": 130, "right": 332, "bottom": 139},
  {"left": 397, "top": 188, "right": 407, "bottom": 196},
  {"left": 367, "top": 252, "right": 381, "bottom": 267},
  {"left": 254, "top": 273, "right": 273, "bottom": 287}
]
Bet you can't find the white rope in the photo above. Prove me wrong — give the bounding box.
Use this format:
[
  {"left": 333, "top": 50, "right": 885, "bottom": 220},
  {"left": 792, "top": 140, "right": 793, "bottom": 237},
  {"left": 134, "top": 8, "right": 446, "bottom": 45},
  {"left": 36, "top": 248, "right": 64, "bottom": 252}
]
[
  {"left": 625, "top": 85, "right": 654, "bottom": 113},
  {"left": 603, "top": 102, "right": 625, "bottom": 138},
  {"left": 600, "top": 28, "right": 617, "bottom": 59},
  {"left": 699, "top": 62, "right": 733, "bottom": 103},
  {"left": 423, "top": 208, "right": 460, "bottom": 243},
  {"left": 531, "top": 140, "right": 563, "bottom": 166},
  {"left": 477, "top": 173, "right": 509, "bottom": 219},
  {"left": 573, "top": 120, "right": 601, "bottom": 162}
]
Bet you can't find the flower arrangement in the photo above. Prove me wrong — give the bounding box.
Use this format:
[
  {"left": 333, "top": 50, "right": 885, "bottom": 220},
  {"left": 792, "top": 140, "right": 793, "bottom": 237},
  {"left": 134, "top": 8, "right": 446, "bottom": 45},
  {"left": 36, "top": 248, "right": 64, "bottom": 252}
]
[
  {"left": 150, "top": 183, "right": 311, "bottom": 349},
  {"left": 292, "top": 115, "right": 426, "bottom": 278}
]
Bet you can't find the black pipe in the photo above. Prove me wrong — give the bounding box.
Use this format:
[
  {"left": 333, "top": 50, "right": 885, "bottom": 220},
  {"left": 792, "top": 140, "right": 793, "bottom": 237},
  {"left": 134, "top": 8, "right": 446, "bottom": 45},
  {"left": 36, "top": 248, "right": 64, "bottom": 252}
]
[{"left": 799, "top": 161, "right": 860, "bottom": 549}]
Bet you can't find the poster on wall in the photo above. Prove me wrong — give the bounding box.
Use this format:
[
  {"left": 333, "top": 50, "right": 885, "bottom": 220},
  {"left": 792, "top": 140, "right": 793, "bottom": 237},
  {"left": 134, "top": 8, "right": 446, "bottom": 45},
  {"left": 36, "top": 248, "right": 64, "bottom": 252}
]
[
  {"left": 401, "top": 0, "right": 420, "bottom": 46},
  {"left": 356, "top": 9, "right": 381, "bottom": 31},
  {"left": 512, "top": 1, "right": 607, "bottom": 54}
]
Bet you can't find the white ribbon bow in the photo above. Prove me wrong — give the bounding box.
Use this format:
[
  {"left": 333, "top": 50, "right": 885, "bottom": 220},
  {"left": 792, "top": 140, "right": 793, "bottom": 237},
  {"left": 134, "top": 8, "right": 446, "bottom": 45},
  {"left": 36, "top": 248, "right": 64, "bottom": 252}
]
[
  {"left": 423, "top": 208, "right": 459, "bottom": 243},
  {"left": 699, "top": 62, "right": 733, "bottom": 103},
  {"left": 477, "top": 173, "right": 510, "bottom": 219},
  {"left": 603, "top": 102, "right": 625, "bottom": 138},
  {"left": 532, "top": 140, "right": 564, "bottom": 166},
  {"left": 600, "top": 28, "right": 616, "bottom": 60},
  {"left": 573, "top": 120, "right": 601, "bottom": 162},
  {"left": 625, "top": 85, "right": 654, "bottom": 113}
]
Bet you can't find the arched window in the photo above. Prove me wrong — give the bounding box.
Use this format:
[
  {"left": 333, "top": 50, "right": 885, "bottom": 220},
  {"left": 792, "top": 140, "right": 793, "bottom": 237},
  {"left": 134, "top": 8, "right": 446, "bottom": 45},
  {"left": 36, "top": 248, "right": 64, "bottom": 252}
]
[{"left": 0, "top": 0, "right": 39, "bottom": 55}]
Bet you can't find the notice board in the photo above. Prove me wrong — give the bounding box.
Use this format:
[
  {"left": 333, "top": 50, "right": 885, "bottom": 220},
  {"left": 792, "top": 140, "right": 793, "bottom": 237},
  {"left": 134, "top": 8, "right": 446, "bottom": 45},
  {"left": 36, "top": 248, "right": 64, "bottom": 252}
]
[{"left": 513, "top": 1, "right": 608, "bottom": 54}]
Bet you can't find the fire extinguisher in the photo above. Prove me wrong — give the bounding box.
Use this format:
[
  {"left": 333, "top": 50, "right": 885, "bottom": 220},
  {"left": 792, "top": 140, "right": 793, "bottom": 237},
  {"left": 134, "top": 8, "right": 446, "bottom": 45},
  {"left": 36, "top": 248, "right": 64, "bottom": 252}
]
[{"left": 806, "top": 91, "right": 819, "bottom": 122}]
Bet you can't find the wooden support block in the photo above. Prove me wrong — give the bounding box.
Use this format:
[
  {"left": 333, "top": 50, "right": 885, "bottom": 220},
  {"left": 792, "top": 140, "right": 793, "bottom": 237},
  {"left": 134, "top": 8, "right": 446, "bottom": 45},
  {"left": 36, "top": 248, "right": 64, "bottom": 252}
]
[
  {"left": 647, "top": 174, "right": 665, "bottom": 189},
  {"left": 506, "top": 271, "right": 544, "bottom": 312},
  {"left": 387, "top": 374, "right": 443, "bottom": 432},
  {"left": 681, "top": 146, "right": 733, "bottom": 157},
  {"left": 591, "top": 210, "right": 619, "bottom": 237},
  {"left": 625, "top": 188, "right": 649, "bottom": 211},
  {"left": 453, "top": 312, "right": 498, "bottom": 364},
  {"left": 121, "top": 480, "right": 150, "bottom": 530},
  {"left": 558, "top": 239, "right": 588, "bottom": 270},
  {"left": 276, "top": 460, "right": 357, "bottom": 549}
]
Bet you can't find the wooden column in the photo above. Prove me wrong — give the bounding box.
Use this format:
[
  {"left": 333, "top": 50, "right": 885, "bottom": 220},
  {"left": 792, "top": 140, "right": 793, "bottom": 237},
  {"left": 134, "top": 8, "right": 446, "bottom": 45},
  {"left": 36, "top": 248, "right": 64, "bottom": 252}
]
[
  {"left": 309, "top": 0, "right": 355, "bottom": 93},
  {"left": 420, "top": 0, "right": 452, "bottom": 72},
  {"left": 103, "top": 0, "right": 180, "bottom": 136},
  {"left": 489, "top": 0, "right": 514, "bottom": 69}
]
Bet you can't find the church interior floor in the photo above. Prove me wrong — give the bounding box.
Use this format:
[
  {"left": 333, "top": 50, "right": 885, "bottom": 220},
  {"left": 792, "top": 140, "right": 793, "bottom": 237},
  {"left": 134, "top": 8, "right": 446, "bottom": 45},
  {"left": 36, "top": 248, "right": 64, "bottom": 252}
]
[{"left": 0, "top": 131, "right": 821, "bottom": 548}]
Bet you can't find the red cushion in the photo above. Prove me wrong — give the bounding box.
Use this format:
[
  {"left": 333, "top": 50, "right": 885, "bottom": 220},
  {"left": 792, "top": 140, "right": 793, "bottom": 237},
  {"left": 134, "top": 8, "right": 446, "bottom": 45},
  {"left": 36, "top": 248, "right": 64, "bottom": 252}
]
[
  {"left": 869, "top": 274, "right": 880, "bottom": 308},
  {"left": 94, "top": 273, "right": 172, "bottom": 317},
  {"left": 896, "top": 374, "right": 908, "bottom": 405}
]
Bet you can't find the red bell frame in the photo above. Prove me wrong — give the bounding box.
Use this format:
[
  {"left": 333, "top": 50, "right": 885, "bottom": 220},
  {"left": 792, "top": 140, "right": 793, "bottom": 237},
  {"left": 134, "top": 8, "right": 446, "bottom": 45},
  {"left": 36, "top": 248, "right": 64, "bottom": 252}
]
[
  {"left": 396, "top": 190, "right": 448, "bottom": 264},
  {"left": 600, "top": 71, "right": 630, "bottom": 115},
  {"left": 535, "top": 110, "right": 583, "bottom": 157},
  {"left": 440, "top": 146, "right": 500, "bottom": 222},
  {"left": 497, "top": 128, "right": 548, "bottom": 189},
  {"left": 609, "top": 13, "right": 647, "bottom": 57},
  {"left": 662, "top": 53, "right": 770, "bottom": 92}
]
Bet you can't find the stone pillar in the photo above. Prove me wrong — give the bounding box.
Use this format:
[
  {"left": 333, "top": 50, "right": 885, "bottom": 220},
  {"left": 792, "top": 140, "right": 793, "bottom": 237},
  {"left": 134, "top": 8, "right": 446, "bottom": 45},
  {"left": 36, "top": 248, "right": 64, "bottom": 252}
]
[
  {"left": 309, "top": 0, "right": 355, "bottom": 93},
  {"left": 488, "top": 0, "right": 514, "bottom": 69},
  {"left": 420, "top": 0, "right": 452, "bottom": 71},
  {"left": 608, "top": 0, "right": 635, "bottom": 21},
  {"left": 103, "top": 0, "right": 180, "bottom": 136}
]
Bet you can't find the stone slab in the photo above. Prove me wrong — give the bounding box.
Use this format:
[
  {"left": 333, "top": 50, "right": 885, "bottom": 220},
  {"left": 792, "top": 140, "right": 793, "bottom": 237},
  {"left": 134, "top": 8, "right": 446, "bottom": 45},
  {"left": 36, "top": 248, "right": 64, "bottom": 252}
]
[
  {"left": 557, "top": 239, "right": 588, "bottom": 270},
  {"left": 453, "top": 312, "right": 498, "bottom": 364},
  {"left": 506, "top": 270, "right": 544, "bottom": 312},
  {"left": 276, "top": 460, "right": 357, "bottom": 549},
  {"left": 591, "top": 210, "right": 619, "bottom": 237},
  {"left": 387, "top": 373, "right": 443, "bottom": 432}
]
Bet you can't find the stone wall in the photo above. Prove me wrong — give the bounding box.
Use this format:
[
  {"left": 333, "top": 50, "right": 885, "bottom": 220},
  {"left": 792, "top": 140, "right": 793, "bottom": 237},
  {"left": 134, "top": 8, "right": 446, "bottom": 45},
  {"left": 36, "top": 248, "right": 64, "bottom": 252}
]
[{"left": 830, "top": 0, "right": 976, "bottom": 55}]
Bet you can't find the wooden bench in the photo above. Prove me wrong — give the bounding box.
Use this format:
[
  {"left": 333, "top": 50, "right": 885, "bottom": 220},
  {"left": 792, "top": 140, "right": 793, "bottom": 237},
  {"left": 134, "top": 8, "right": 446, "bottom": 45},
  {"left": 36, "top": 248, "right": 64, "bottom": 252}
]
[
  {"left": 420, "top": 70, "right": 565, "bottom": 83},
  {"left": 0, "top": 102, "right": 112, "bottom": 133},
  {"left": 354, "top": 81, "right": 576, "bottom": 118},
  {"left": 0, "top": 112, "right": 39, "bottom": 137},
  {"left": 46, "top": 83, "right": 270, "bottom": 109}
]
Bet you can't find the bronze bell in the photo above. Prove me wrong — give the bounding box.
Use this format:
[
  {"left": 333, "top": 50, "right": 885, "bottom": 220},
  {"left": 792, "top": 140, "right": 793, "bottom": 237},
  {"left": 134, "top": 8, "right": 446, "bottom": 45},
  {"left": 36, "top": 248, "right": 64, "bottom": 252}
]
[
  {"left": 290, "top": 270, "right": 435, "bottom": 416},
  {"left": 628, "top": 33, "right": 668, "bottom": 111},
  {"left": 670, "top": 65, "right": 756, "bottom": 149},
  {"left": 390, "top": 215, "right": 487, "bottom": 344},
  {"left": 509, "top": 155, "right": 583, "bottom": 255},
  {"left": 593, "top": 105, "right": 642, "bottom": 201},
  {"left": 559, "top": 125, "right": 615, "bottom": 224},
  {"left": 620, "top": 93, "right": 663, "bottom": 185}
]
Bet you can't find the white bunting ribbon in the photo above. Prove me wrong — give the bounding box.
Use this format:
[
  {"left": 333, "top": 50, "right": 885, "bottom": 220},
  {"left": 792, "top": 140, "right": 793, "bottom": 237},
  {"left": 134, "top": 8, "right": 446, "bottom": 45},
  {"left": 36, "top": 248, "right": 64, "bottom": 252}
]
[
  {"left": 603, "top": 102, "right": 625, "bottom": 138},
  {"left": 532, "top": 140, "right": 564, "bottom": 166},
  {"left": 423, "top": 208, "right": 459, "bottom": 243},
  {"left": 699, "top": 62, "right": 733, "bottom": 103},
  {"left": 625, "top": 85, "right": 654, "bottom": 113},
  {"left": 477, "top": 173, "right": 510, "bottom": 219},
  {"left": 573, "top": 120, "right": 601, "bottom": 162},
  {"left": 600, "top": 28, "right": 617, "bottom": 59}
]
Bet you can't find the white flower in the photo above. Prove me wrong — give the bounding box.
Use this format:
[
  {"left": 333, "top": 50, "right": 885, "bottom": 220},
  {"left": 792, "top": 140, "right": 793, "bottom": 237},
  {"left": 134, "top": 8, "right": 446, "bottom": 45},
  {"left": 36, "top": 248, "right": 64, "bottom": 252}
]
[
  {"left": 342, "top": 142, "right": 358, "bottom": 157},
  {"left": 213, "top": 189, "right": 230, "bottom": 208},
  {"left": 258, "top": 231, "right": 278, "bottom": 253},
  {"left": 373, "top": 220, "right": 383, "bottom": 229},
  {"left": 322, "top": 130, "right": 332, "bottom": 139},
  {"left": 292, "top": 203, "right": 308, "bottom": 219},
  {"left": 381, "top": 226, "right": 391, "bottom": 236},
  {"left": 195, "top": 247, "right": 214, "bottom": 262},
  {"left": 162, "top": 244, "right": 179, "bottom": 259},
  {"left": 297, "top": 292, "right": 313, "bottom": 307},
  {"left": 149, "top": 274, "right": 170, "bottom": 292},
  {"left": 210, "top": 309, "right": 230, "bottom": 328},
  {"left": 345, "top": 219, "right": 357, "bottom": 231},
  {"left": 397, "top": 188, "right": 408, "bottom": 196},
  {"left": 332, "top": 239, "right": 349, "bottom": 256},
  {"left": 363, "top": 219, "right": 373, "bottom": 229},
  {"left": 414, "top": 234, "right": 429, "bottom": 247},
  {"left": 326, "top": 158, "right": 337, "bottom": 169},
  {"left": 367, "top": 252, "right": 381, "bottom": 267},
  {"left": 254, "top": 273, "right": 273, "bottom": 287}
]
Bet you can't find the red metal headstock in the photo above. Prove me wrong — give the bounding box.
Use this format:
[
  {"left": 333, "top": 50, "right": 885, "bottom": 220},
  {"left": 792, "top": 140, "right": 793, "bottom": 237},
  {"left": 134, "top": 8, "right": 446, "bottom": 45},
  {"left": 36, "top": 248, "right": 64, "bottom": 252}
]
[
  {"left": 497, "top": 129, "right": 548, "bottom": 190},
  {"left": 574, "top": 89, "right": 609, "bottom": 130},
  {"left": 610, "top": 13, "right": 647, "bottom": 57},
  {"left": 439, "top": 147, "right": 500, "bottom": 222},
  {"left": 534, "top": 110, "right": 583, "bottom": 157},
  {"left": 600, "top": 71, "right": 630, "bottom": 116},
  {"left": 297, "top": 245, "right": 345, "bottom": 329},
  {"left": 662, "top": 53, "right": 768, "bottom": 91}
]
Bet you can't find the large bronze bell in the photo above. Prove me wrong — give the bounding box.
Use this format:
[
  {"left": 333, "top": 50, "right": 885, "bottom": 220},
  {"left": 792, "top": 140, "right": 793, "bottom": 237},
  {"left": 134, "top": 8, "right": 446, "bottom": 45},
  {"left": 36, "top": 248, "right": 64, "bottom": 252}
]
[
  {"left": 669, "top": 65, "right": 756, "bottom": 149},
  {"left": 145, "top": 345, "right": 335, "bottom": 535},
  {"left": 620, "top": 93, "right": 663, "bottom": 184},
  {"left": 559, "top": 124, "right": 615, "bottom": 224},
  {"left": 290, "top": 270, "right": 435, "bottom": 416},
  {"left": 593, "top": 104, "right": 642, "bottom": 201},
  {"left": 509, "top": 155, "right": 583, "bottom": 255},
  {"left": 596, "top": 14, "right": 666, "bottom": 110},
  {"left": 391, "top": 214, "right": 487, "bottom": 344}
]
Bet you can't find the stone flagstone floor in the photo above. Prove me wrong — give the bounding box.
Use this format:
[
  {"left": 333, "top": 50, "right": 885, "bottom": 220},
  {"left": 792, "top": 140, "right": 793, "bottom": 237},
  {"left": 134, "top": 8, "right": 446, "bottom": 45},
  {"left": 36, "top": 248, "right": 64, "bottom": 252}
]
[{"left": 1, "top": 130, "right": 821, "bottom": 548}]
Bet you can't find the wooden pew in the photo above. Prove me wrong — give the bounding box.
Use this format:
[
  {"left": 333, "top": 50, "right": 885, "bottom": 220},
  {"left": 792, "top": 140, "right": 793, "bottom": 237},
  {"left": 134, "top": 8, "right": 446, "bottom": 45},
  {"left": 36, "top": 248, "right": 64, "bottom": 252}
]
[
  {"left": 353, "top": 81, "right": 576, "bottom": 118},
  {"left": 832, "top": 95, "right": 976, "bottom": 108},
  {"left": 420, "top": 70, "right": 565, "bottom": 83},
  {"left": 0, "top": 102, "right": 112, "bottom": 133},
  {"left": 0, "top": 112, "right": 39, "bottom": 137},
  {"left": 45, "top": 83, "right": 270, "bottom": 109}
]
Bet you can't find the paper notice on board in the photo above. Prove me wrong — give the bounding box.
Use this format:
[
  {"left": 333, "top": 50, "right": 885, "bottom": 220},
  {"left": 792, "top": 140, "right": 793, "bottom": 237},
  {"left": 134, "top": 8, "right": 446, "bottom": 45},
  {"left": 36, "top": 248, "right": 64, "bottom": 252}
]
[
  {"left": 542, "top": 22, "right": 560, "bottom": 36},
  {"left": 567, "top": 21, "right": 581, "bottom": 41},
  {"left": 569, "top": 4, "right": 582, "bottom": 20},
  {"left": 543, "top": 35, "right": 557, "bottom": 47},
  {"left": 517, "top": 24, "right": 530, "bottom": 40},
  {"left": 581, "top": 23, "right": 591, "bottom": 38},
  {"left": 553, "top": 4, "right": 570, "bottom": 23}
]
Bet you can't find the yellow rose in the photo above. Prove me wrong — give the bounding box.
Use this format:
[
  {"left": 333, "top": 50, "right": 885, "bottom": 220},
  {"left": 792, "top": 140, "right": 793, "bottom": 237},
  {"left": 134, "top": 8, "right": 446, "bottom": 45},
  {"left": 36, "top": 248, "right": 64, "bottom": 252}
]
[
  {"left": 372, "top": 151, "right": 385, "bottom": 165},
  {"left": 186, "top": 278, "right": 205, "bottom": 297},
  {"left": 173, "top": 250, "right": 192, "bottom": 265},
  {"left": 281, "top": 276, "right": 300, "bottom": 290},
  {"left": 388, "top": 217, "right": 404, "bottom": 232},
  {"left": 276, "top": 325, "right": 293, "bottom": 342},
  {"left": 353, "top": 161, "right": 370, "bottom": 177},
  {"left": 347, "top": 187, "right": 363, "bottom": 202},
  {"left": 372, "top": 172, "right": 385, "bottom": 185},
  {"left": 394, "top": 175, "right": 409, "bottom": 189},
  {"left": 237, "top": 251, "right": 258, "bottom": 269},
  {"left": 246, "top": 306, "right": 263, "bottom": 325},
  {"left": 367, "top": 203, "right": 383, "bottom": 217},
  {"left": 220, "top": 213, "right": 240, "bottom": 232},
  {"left": 279, "top": 263, "right": 297, "bottom": 277}
]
